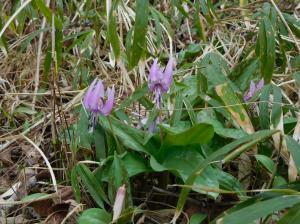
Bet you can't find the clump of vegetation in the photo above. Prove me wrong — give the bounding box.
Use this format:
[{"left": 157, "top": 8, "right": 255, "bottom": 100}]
[{"left": 1, "top": 0, "right": 300, "bottom": 223}]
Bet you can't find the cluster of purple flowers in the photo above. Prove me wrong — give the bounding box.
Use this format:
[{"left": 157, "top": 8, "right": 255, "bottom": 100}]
[{"left": 83, "top": 57, "right": 174, "bottom": 130}]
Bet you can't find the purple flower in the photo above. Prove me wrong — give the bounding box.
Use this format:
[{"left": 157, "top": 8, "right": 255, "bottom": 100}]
[
  {"left": 244, "top": 79, "right": 264, "bottom": 101},
  {"left": 83, "top": 78, "right": 115, "bottom": 130},
  {"left": 148, "top": 57, "right": 174, "bottom": 108}
]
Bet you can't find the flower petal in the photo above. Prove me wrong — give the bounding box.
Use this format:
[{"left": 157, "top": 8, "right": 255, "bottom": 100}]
[
  {"left": 149, "top": 58, "right": 159, "bottom": 81},
  {"left": 256, "top": 79, "right": 264, "bottom": 90},
  {"left": 162, "top": 57, "right": 174, "bottom": 92},
  {"left": 148, "top": 59, "right": 160, "bottom": 92},
  {"left": 83, "top": 78, "right": 97, "bottom": 109},
  {"left": 249, "top": 80, "right": 256, "bottom": 96},
  {"left": 89, "top": 80, "right": 104, "bottom": 112},
  {"left": 100, "top": 86, "right": 115, "bottom": 116}
]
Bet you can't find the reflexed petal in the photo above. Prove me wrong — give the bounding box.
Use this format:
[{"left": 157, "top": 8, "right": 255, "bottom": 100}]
[
  {"left": 162, "top": 57, "right": 174, "bottom": 92},
  {"left": 83, "top": 78, "right": 97, "bottom": 109},
  {"left": 256, "top": 79, "right": 264, "bottom": 90},
  {"left": 149, "top": 58, "right": 160, "bottom": 82},
  {"left": 100, "top": 86, "right": 115, "bottom": 116},
  {"left": 249, "top": 80, "right": 256, "bottom": 96},
  {"left": 97, "top": 79, "right": 105, "bottom": 98},
  {"left": 89, "top": 81, "right": 104, "bottom": 112}
]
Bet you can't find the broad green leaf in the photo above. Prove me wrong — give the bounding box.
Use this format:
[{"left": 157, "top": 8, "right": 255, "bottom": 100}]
[
  {"left": 278, "top": 202, "right": 300, "bottom": 224},
  {"left": 217, "top": 196, "right": 300, "bottom": 224},
  {"left": 122, "top": 152, "right": 150, "bottom": 177},
  {"left": 98, "top": 116, "right": 154, "bottom": 156},
  {"left": 94, "top": 125, "right": 106, "bottom": 160},
  {"left": 160, "top": 145, "right": 219, "bottom": 198},
  {"left": 163, "top": 123, "right": 214, "bottom": 147},
  {"left": 78, "top": 108, "right": 91, "bottom": 149},
  {"left": 77, "top": 208, "right": 111, "bottom": 224},
  {"left": 197, "top": 110, "right": 247, "bottom": 139},
  {"left": 128, "top": 0, "right": 149, "bottom": 69},
  {"left": 174, "top": 130, "right": 278, "bottom": 220},
  {"left": 77, "top": 164, "right": 109, "bottom": 208},
  {"left": 190, "top": 213, "right": 207, "bottom": 224},
  {"left": 215, "top": 83, "right": 254, "bottom": 134},
  {"left": 255, "top": 154, "right": 275, "bottom": 173},
  {"left": 286, "top": 136, "right": 300, "bottom": 175},
  {"left": 273, "top": 176, "right": 287, "bottom": 187}
]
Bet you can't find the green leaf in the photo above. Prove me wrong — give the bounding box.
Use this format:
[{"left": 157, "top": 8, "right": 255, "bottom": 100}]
[
  {"left": 259, "top": 84, "right": 271, "bottom": 129},
  {"left": 77, "top": 164, "right": 109, "bottom": 208},
  {"left": 94, "top": 125, "right": 106, "bottom": 160},
  {"left": 255, "top": 154, "right": 275, "bottom": 173},
  {"left": 71, "top": 166, "right": 81, "bottom": 202},
  {"left": 55, "top": 28, "right": 63, "bottom": 69},
  {"left": 215, "top": 83, "right": 254, "bottom": 134},
  {"left": 171, "top": 92, "right": 183, "bottom": 126},
  {"left": 197, "top": 110, "right": 247, "bottom": 139},
  {"left": 258, "top": 16, "right": 275, "bottom": 83},
  {"left": 21, "top": 193, "right": 50, "bottom": 202},
  {"left": 190, "top": 213, "right": 207, "bottom": 224},
  {"left": 98, "top": 116, "right": 153, "bottom": 156},
  {"left": 78, "top": 108, "right": 91, "bottom": 149},
  {"left": 271, "top": 85, "right": 282, "bottom": 127},
  {"left": 286, "top": 136, "right": 300, "bottom": 175},
  {"left": 107, "top": 8, "right": 120, "bottom": 59},
  {"left": 217, "top": 196, "right": 300, "bottom": 224},
  {"left": 294, "top": 71, "right": 300, "bottom": 87},
  {"left": 77, "top": 208, "right": 111, "bottom": 224},
  {"left": 163, "top": 123, "right": 214, "bottom": 147},
  {"left": 183, "top": 98, "right": 197, "bottom": 126},
  {"left": 278, "top": 202, "right": 300, "bottom": 224},
  {"left": 122, "top": 152, "right": 150, "bottom": 177},
  {"left": 174, "top": 130, "right": 278, "bottom": 219},
  {"left": 128, "top": 0, "right": 149, "bottom": 69},
  {"left": 159, "top": 145, "right": 219, "bottom": 198}
]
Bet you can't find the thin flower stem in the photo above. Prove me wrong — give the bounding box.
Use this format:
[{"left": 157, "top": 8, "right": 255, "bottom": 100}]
[{"left": 159, "top": 109, "right": 163, "bottom": 144}]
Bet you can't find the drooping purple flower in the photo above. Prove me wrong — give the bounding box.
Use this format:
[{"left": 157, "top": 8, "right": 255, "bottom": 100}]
[
  {"left": 83, "top": 78, "right": 115, "bottom": 130},
  {"left": 148, "top": 57, "right": 174, "bottom": 108},
  {"left": 244, "top": 79, "right": 264, "bottom": 101}
]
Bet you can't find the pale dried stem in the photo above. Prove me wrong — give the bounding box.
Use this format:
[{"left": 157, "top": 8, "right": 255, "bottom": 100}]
[{"left": 21, "top": 134, "right": 58, "bottom": 193}]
